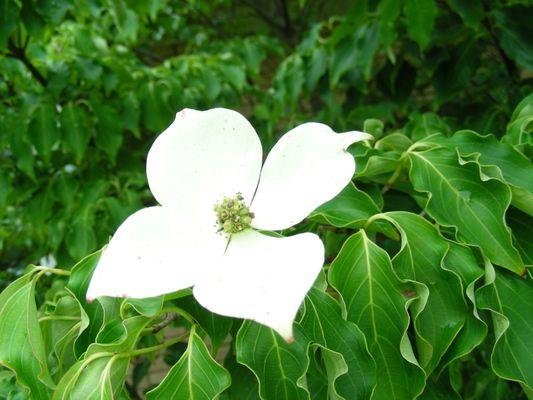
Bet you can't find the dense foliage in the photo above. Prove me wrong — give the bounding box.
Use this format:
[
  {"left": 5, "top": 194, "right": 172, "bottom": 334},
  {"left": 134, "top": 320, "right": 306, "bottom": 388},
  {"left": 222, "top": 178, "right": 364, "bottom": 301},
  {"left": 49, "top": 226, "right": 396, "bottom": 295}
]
[{"left": 0, "top": 0, "right": 532, "bottom": 399}]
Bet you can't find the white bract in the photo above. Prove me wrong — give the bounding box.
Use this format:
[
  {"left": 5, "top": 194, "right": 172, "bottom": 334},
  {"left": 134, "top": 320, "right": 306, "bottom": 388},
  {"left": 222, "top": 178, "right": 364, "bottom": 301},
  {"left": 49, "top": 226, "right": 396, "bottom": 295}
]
[{"left": 86, "top": 108, "right": 371, "bottom": 341}]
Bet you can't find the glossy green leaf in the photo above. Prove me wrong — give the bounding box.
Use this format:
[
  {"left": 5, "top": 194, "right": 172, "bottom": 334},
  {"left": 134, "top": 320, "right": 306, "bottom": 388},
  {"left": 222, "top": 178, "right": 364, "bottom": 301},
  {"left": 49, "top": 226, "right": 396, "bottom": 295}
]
[
  {"left": 175, "top": 296, "right": 233, "bottom": 356},
  {"left": 236, "top": 321, "right": 309, "bottom": 400},
  {"left": 476, "top": 261, "right": 533, "bottom": 389},
  {"left": 65, "top": 250, "right": 121, "bottom": 357},
  {"left": 53, "top": 316, "right": 150, "bottom": 399},
  {"left": 0, "top": 273, "right": 53, "bottom": 398},
  {"left": 329, "top": 230, "right": 425, "bottom": 399},
  {"left": 408, "top": 147, "right": 524, "bottom": 275},
  {"left": 299, "top": 288, "right": 375, "bottom": 399},
  {"left": 147, "top": 328, "right": 231, "bottom": 399},
  {"left": 379, "top": 212, "right": 467, "bottom": 374},
  {"left": 507, "top": 207, "right": 533, "bottom": 267},
  {"left": 222, "top": 353, "right": 260, "bottom": 400},
  {"left": 421, "top": 130, "right": 533, "bottom": 195},
  {"left": 504, "top": 93, "right": 532, "bottom": 147},
  {"left": 40, "top": 294, "right": 82, "bottom": 376},
  {"left": 309, "top": 183, "right": 380, "bottom": 228},
  {"left": 438, "top": 242, "right": 487, "bottom": 373}
]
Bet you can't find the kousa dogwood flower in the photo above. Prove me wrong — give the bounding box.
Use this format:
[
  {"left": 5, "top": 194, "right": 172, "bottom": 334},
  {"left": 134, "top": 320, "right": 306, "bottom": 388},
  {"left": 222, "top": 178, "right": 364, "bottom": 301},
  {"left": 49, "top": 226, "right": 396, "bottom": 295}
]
[{"left": 86, "top": 108, "right": 371, "bottom": 341}]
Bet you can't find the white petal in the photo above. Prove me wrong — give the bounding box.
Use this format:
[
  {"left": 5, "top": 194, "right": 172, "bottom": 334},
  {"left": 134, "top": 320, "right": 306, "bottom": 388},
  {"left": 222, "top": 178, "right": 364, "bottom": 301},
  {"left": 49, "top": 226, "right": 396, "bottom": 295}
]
[
  {"left": 86, "top": 207, "right": 226, "bottom": 300},
  {"left": 193, "top": 229, "right": 324, "bottom": 341},
  {"left": 251, "top": 123, "right": 371, "bottom": 231},
  {"left": 147, "top": 108, "right": 263, "bottom": 216}
]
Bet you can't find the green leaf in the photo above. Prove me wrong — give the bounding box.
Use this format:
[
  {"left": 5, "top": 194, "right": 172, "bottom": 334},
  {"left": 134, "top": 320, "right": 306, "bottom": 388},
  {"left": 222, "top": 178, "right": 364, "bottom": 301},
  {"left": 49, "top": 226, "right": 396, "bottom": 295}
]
[
  {"left": 379, "top": 212, "right": 467, "bottom": 374},
  {"left": 66, "top": 250, "right": 120, "bottom": 357},
  {"left": 8, "top": 118, "right": 35, "bottom": 179},
  {"left": 36, "top": 0, "right": 72, "bottom": 24},
  {"left": 174, "top": 297, "right": 233, "bottom": 356},
  {"left": 121, "top": 296, "right": 163, "bottom": 318},
  {"left": 424, "top": 130, "right": 533, "bottom": 215},
  {"left": 476, "top": 261, "right": 533, "bottom": 389},
  {"left": 147, "top": 327, "right": 230, "bottom": 399},
  {"left": 504, "top": 93, "right": 533, "bottom": 146},
  {"left": 438, "top": 242, "right": 487, "bottom": 373},
  {"left": 493, "top": 6, "right": 533, "bottom": 70},
  {"left": 445, "top": 0, "right": 484, "bottom": 28},
  {"left": 0, "top": 0, "right": 19, "bottom": 49},
  {"left": 0, "top": 273, "right": 53, "bottom": 398},
  {"left": 28, "top": 103, "right": 60, "bottom": 163},
  {"left": 21, "top": 0, "right": 46, "bottom": 38},
  {"left": 40, "top": 294, "right": 81, "bottom": 376},
  {"left": 408, "top": 147, "right": 524, "bottom": 275},
  {"left": 378, "top": 0, "right": 401, "bottom": 48},
  {"left": 404, "top": 112, "right": 451, "bottom": 141},
  {"left": 309, "top": 183, "right": 380, "bottom": 228},
  {"left": 92, "top": 102, "right": 124, "bottom": 161},
  {"left": 236, "top": 321, "right": 309, "bottom": 400},
  {"left": 222, "top": 353, "right": 260, "bottom": 400},
  {"left": 299, "top": 288, "right": 376, "bottom": 399},
  {"left": 60, "top": 102, "right": 91, "bottom": 163},
  {"left": 404, "top": 0, "right": 437, "bottom": 49},
  {"left": 140, "top": 81, "right": 172, "bottom": 132},
  {"left": 66, "top": 209, "right": 97, "bottom": 260},
  {"left": 53, "top": 316, "right": 150, "bottom": 399},
  {"left": 422, "top": 131, "right": 533, "bottom": 195},
  {"left": 507, "top": 207, "right": 533, "bottom": 267},
  {"left": 329, "top": 230, "right": 425, "bottom": 399}
]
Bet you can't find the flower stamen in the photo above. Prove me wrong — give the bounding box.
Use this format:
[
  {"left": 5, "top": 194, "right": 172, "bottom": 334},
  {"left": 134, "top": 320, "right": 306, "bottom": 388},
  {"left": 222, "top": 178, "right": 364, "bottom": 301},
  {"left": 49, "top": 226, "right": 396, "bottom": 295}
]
[{"left": 214, "top": 193, "right": 254, "bottom": 234}]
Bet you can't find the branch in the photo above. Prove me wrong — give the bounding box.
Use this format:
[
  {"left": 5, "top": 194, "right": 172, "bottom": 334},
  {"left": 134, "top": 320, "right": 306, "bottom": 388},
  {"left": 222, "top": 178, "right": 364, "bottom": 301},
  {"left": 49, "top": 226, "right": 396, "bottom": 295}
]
[
  {"left": 237, "top": 0, "right": 286, "bottom": 34},
  {"left": 279, "top": 0, "right": 293, "bottom": 38},
  {"left": 151, "top": 312, "right": 179, "bottom": 333},
  {"left": 7, "top": 38, "right": 47, "bottom": 87}
]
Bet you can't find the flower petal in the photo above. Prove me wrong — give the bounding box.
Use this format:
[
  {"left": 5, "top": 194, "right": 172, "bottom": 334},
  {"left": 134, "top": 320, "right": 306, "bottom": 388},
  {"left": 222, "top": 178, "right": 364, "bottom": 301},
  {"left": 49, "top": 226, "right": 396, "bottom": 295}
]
[
  {"left": 193, "top": 229, "right": 324, "bottom": 341},
  {"left": 86, "top": 207, "right": 226, "bottom": 300},
  {"left": 147, "top": 108, "right": 263, "bottom": 215},
  {"left": 250, "top": 123, "right": 371, "bottom": 230}
]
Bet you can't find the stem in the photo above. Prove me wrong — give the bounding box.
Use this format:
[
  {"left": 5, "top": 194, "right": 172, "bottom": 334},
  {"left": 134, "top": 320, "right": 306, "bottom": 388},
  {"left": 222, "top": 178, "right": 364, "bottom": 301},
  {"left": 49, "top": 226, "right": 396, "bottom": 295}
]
[
  {"left": 151, "top": 312, "right": 180, "bottom": 333},
  {"left": 162, "top": 306, "right": 196, "bottom": 326},
  {"left": 124, "top": 332, "right": 189, "bottom": 358},
  {"left": 7, "top": 38, "right": 48, "bottom": 87},
  {"left": 237, "top": 0, "right": 286, "bottom": 34},
  {"left": 381, "top": 163, "right": 403, "bottom": 195}
]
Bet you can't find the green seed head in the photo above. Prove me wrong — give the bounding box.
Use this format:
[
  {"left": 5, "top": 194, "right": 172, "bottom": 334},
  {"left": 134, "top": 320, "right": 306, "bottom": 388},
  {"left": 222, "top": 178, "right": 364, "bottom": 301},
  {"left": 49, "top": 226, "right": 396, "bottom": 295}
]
[{"left": 215, "top": 193, "right": 254, "bottom": 235}]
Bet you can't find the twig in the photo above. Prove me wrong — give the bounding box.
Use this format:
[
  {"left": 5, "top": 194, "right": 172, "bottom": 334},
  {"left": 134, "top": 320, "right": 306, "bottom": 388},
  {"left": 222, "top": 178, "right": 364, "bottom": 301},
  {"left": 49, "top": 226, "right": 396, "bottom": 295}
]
[
  {"left": 151, "top": 312, "right": 179, "bottom": 333},
  {"left": 237, "top": 0, "right": 286, "bottom": 34},
  {"left": 7, "top": 38, "right": 47, "bottom": 87}
]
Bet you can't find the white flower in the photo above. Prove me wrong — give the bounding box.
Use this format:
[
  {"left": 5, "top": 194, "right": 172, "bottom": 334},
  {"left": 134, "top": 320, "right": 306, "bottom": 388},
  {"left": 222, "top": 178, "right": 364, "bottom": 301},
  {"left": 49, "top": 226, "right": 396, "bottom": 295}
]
[{"left": 86, "top": 108, "right": 371, "bottom": 341}]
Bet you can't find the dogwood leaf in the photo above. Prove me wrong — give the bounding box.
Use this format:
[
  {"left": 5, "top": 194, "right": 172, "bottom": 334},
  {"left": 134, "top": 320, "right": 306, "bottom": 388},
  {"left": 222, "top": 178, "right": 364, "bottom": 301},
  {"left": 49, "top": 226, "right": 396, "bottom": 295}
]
[{"left": 408, "top": 147, "right": 524, "bottom": 275}]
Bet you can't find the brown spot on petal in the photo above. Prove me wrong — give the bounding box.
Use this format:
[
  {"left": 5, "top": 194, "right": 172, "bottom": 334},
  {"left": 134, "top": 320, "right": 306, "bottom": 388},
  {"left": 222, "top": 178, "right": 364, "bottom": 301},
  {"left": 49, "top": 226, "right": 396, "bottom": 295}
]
[{"left": 285, "top": 335, "right": 295, "bottom": 344}]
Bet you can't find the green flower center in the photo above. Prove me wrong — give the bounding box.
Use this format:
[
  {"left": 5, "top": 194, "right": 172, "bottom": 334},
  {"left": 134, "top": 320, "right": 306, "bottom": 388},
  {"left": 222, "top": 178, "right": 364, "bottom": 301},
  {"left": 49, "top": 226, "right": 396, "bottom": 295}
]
[{"left": 214, "top": 193, "right": 254, "bottom": 235}]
